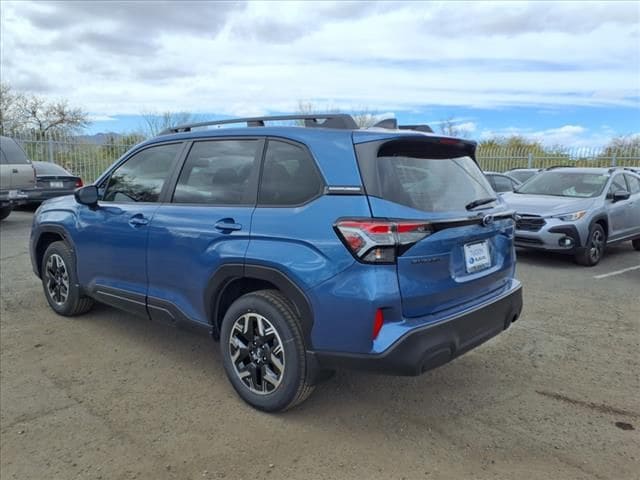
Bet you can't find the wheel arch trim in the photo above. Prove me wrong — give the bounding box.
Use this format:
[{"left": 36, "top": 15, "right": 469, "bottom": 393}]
[{"left": 205, "top": 263, "right": 314, "bottom": 345}]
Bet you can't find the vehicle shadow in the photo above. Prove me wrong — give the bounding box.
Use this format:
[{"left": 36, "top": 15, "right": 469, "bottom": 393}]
[{"left": 80, "top": 301, "right": 511, "bottom": 428}]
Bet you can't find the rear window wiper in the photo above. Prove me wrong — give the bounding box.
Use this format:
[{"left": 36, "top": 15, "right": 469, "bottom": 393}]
[{"left": 465, "top": 197, "right": 497, "bottom": 210}]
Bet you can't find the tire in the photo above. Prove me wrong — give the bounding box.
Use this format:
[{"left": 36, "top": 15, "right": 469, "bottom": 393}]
[
  {"left": 41, "top": 241, "right": 94, "bottom": 316},
  {"left": 575, "top": 224, "right": 606, "bottom": 266},
  {"left": 0, "top": 205, "right": 12, "bottom": 221},
  {"left": 220, "top": 289, "right": 314, "bottom": 412},
  {"left": 633, "top": 238, "right": 640, "bottom": 251}
]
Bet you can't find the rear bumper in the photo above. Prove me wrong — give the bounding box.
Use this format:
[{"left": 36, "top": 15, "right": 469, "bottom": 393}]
[
  {"left": 0, "top": 190, "right": 28, "bottom": 207},
  {"left": 312, "top": 282, "right": 523, "bottom": 376}
]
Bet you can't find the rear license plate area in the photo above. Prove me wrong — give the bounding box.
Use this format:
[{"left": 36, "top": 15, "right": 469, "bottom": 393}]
[{"left": 464, "top": 240, "right": 491, "bottom": 273}]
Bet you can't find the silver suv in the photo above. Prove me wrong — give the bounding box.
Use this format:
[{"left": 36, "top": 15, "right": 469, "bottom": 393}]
[
  {"left": 502, "top": 167, "right": 640, "bottom": 265},
  {"left": 0, "top": 136, "right": 36, "bottom": 220}
]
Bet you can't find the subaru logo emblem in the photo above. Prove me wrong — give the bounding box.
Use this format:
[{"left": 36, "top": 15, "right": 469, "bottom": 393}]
[{"left": 482, "top": 215, "right": 494, "bottom": 227}]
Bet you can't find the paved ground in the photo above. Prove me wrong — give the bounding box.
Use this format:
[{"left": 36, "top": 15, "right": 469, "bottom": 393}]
[{"left": 1, "top": 210, "right": 639, "bottom": 480}]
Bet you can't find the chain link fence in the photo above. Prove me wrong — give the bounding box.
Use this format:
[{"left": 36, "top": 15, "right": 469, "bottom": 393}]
[{"left": 10, "top": 131, "right": 640, "bottom": 183}]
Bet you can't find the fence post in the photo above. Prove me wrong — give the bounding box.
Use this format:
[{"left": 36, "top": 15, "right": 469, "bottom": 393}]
[
  {"left": 611, "top": 153, "right": 617, "bottom": 167},
  {"left": 47, "top": 136, "right": 54, "bottom": 163},
  {"left": 527, "top": 152, "right": 533, "bottom": 169}
]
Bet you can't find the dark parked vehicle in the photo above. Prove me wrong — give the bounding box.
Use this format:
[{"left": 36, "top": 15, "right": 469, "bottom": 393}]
[
  {"left": 30, "top": 114, "right": 523, "bottom": 411},
  {"left": 25, "top": 161, "right": 83, "bottom": 204},
  {"left": 485, "top": 172, "right": 522, "bottom": 193},
  {"left": 505, "top": 168, "right": 542, "bottom": 183}
]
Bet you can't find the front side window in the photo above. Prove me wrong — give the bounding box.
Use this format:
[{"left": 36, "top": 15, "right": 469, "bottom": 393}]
[
  {"left": 103, "top": 143, "right": 181, "bottom": 203},
  {"left": 517, "top": 172, "right": 609, "bottom": 198},
  {"left": 173, "top": 140, "right": 261, "bottom": 204},
  {"left": 258, "top": 140, "right": 323, "bottom": 206},
  {"left": 624, "top": 174, "right": 640, "bottom": 194},
  {"left": 608, "top": 175, "right": 628, "bottom": 196}
]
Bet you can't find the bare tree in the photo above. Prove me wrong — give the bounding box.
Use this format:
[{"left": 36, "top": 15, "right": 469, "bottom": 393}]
[
  {"left": 0, "top": 83, "right": 25, "bottom": 135},
  {"left": 0, "top": 83, "right": 90, "bottom": 136},
  {"left": 140, "top": 110, "right": 201, "bottom": 137},
  {"left": 439, "top": 117, "right": 462, "bottom": 137}
]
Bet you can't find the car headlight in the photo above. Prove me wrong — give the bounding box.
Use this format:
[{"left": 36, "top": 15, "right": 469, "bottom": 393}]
[{"left": 552, "top": 210, "right": 587, "bottom": 221}]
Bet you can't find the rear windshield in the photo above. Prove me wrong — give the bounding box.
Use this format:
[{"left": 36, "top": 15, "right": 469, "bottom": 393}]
[
  {"left": 516, "top": 171, "right": 608, "bottom": 198},
  {"left": 0, "top": 137, "right": 30, "bottom": 164},
  {"left": 34, "top": 162, "right": 70, "bottom": 176}
]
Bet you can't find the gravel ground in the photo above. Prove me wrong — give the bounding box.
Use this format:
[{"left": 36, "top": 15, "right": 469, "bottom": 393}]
[{"left": 1, "top": 210, "right": 639, "bottom": 480}]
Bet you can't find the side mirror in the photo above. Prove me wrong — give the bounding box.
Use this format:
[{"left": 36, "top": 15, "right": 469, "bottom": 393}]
[
  {"left": 74, "top": 185, "right": 99, "bottom": 207},
  {"left": 612, "top": 190, "right": 631, "bottom": 202}
]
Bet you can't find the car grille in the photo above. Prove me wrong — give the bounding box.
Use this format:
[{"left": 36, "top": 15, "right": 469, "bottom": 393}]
[{"left": 516, "top": 215, "right": 546, "bottom": 232}]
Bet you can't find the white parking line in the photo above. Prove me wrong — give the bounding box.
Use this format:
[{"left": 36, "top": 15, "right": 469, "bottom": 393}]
[{"left": 593, "top": 265, "right": 640, "bottom": 279}]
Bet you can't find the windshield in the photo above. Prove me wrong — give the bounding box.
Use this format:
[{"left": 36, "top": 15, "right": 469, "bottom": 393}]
[
  {"left": 509, "top": 170, "right": 537, "bottom": 183},
  {"left": 516, "top": 171, "right": 608, "bottom": 198},
  {"left": 375, "top": 155, "right": 494, "bottom": 212}
]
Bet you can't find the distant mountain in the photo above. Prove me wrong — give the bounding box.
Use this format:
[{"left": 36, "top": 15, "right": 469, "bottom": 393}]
[{"left": 76, "top": 132, "right": 125, "bottom": 144}]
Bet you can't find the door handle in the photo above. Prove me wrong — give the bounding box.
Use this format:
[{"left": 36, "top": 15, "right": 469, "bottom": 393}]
[
  {"left": 214, "top": 219, "right": 242, "bottom": 232},
  {"left": 12, "top": 168, "right": 18, "bottom": 173},
  {"left": 128, "top": 214, "right": 149, "bottom": 227}
]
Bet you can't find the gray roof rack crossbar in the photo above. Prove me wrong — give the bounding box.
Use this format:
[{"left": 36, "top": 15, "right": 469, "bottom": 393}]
[{"left": 159, "top": 114, "right": 358, "bottom": 135}]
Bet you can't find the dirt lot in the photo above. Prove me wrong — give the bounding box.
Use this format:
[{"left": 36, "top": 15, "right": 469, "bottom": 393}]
[{"left": 1, "top": 210, "right": 639, "bottom": 480}]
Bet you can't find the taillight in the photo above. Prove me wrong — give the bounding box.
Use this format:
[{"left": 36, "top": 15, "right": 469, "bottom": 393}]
[
  {"left": 75, "top": 178, "right": 83, "bottom": 188},
  {"left": 334, "top": 219, "right": 432, "bottom": 263}
]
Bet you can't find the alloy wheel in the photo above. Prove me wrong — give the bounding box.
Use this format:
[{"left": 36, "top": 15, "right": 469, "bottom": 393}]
[
  {"left": 589, "top": 230, "right": 604, "bottom": 263},
  {"left": 228, "top": 313, "right": 285, "bottom": 395},
  {"left": 45, "top": 253, "right": 69, "bottom": 306}
]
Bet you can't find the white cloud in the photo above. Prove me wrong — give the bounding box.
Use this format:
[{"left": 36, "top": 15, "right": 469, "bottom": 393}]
[
  {"left": 1, "top": 0, "right": 638, "bottom": 118},
  {"left": 456, "top": 122, "right": 477, "bottom": 133},
  {"left": 87, "top": 114, "right": 118, "bottom": 122}
]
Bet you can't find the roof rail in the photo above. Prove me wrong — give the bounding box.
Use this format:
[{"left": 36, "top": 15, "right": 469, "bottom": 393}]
[{"left": 158, "top": 114, "right": 358, "bottom": 135}]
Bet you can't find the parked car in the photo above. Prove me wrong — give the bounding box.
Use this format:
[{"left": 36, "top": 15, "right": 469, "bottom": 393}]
[
  {"left": 485, "top": 171, "right": 522, "bottom": 194},
  {"left": 0, "top": 136, "right": 36, "bottom": 220},
  {"left": 505, "top": 168, "right": 542, "bottom": 183},
  {"left": 25, "top": 161, "right": 83, "bottom": 204},
  {"left": 30, "top": 114, "right": 523, "bottom": 411},
  {"left": 502, "top": 167, "right": 640, "bottom": 265}
]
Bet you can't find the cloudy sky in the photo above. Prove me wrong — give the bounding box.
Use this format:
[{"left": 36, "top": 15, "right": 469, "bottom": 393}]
[{"left": 1, "top": 0, "right": 639, "bottom": 145}]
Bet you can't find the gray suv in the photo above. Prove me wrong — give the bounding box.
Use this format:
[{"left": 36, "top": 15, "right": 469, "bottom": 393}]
[
  {"left": 1, "top": 136, "right": 36, "bottom": 220},
  {"left": 502, "top": 167, "right": 640, "bottom": 265}
]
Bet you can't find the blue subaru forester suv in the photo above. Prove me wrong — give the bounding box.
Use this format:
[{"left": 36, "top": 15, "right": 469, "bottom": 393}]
[{"left": 30, "top": 114, "right": 523, "bottom": 411}]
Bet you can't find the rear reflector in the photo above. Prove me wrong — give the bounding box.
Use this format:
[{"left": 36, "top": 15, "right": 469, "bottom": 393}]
[
  {"left": 334, "top": 219, "right": 432, "bottom": 263},
  {"left": 372, "top": 308, "right": 384, "bottom": 340}
]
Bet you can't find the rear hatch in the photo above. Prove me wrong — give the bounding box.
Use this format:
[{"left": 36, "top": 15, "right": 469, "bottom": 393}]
[{"left": 354, "top": 134, "right": 515, "bottom": 318}]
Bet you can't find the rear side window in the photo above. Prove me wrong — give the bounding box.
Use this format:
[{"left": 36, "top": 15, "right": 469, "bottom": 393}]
[
  {"left": 258, "top": 140, "right": 323, "bottom": 206},
  {"left": 0, "top": 137, "right": 30, "bottom": 164},
  {"left": 624, "top": 174, "right": 640, "bottom": 194},
  {"left": 173, "top": 140, "right": 261, "bottom": 205},
  {"left": 357, "top": 139, "right": 493, "bottom": 213},
  {"left": 103, "top": 143, "right": 181, "bottom": 203}
]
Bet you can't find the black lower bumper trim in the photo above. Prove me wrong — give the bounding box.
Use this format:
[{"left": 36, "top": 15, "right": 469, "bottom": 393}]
[{"left": 312, "top": 285, "right": 523, "bottom": 376}]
